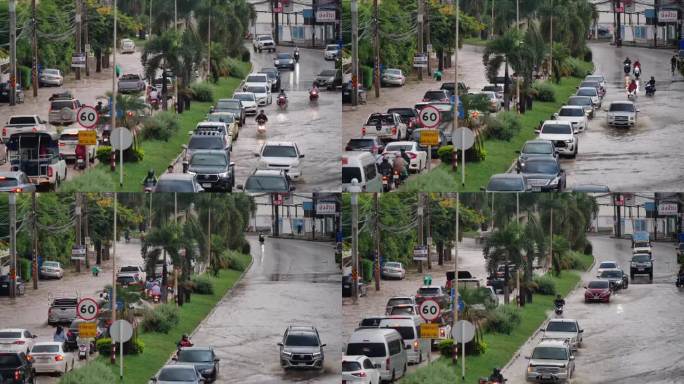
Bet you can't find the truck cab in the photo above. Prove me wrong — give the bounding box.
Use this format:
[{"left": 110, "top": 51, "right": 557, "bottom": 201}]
[
  {"left": 6, "top": 132, "right": 67, "bottom": 190},
  {"left": 631, "top": 231, "right": 652, "bottom": 255}
]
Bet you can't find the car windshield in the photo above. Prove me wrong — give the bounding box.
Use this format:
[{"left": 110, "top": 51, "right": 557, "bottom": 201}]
[
  {"left": 382, "top": 326, "right": 415, "bottom": 340},
  {"left": 483, "top": 85, "right": 502, "bottom": 92},
  {"left": 342, "top": 167, "right": 362, "bottom": 184},
  {"left": 388, "top": 108, "right": 415, "bottom": 118},
  {"left": 0, "top": 178, "right": 19, "bottom": 188},
  {"left": 246, "top": 75, "right": 266, "bottom": 83},
  {"left": 588, "top": 281, "right": 609, "bottom": 289},
  {"left": 531, "top": 346, "right": 568, "bottom": 360},
  {"left": 120, "top": 74, "right": 139, "bottom": 81},
  {"left": 632, "top": 255, "right": 651, "bottom": 263},
  {"left": 216, "top": 100, "right": 239, "bottom": 109},
  {"left": 342, "top": 361, "right": 362, "bottom": 372},
  {"left": 60, "top": 134, "right": 78, "bottom": 141},
  {"left": 32, "top": 345, "right": 60, "bottom": 353},
  {"left": 43, "top": 262, "right": 59, "bottom": 267},
  {"left": 245, "top": 176, "right": 287, "bottom": 192},
  {"left": 9, "top": 116, "right": 37, "bottom": 124},
  {"left": 191, "top": 153, "right": 227, "bottom": 166},
  {"left": 178, "top": 350, "right": 213, "bottom": 363},
  {"left": 599, "top": 262, "right": 617, "bottom": 269},
  {"left": 326, "top": 45, "right": 337, "bottom": 51},
  {"left": 390, "top": 307, "right": 415, "bottom": 315},
  {"left": 346, "top": 343, "right": 386, "bottom": 357},
  {"left": 581, "top": 82, "right": 599, "bottom": 89},
  {"left": 385, "top": 144, "right": 413, "bottom": 152},
  {"left": 418, "top": 287, "right": 440, "bottom": 295},
  {"left": 424, "top": 91, "right": 446, "bottom": 99},
  {"left": 44, "top": 69, "right": 59, "bottom": 75},
  {"left": 586, "top": 76, "right": 603, "bottom": 82},
  {"left": 366, "top": 114, "right": 394, "bottom": 125},
  {"left": 277, "top": 53, "right": 291, "bottom": 59},
  {"left": 347, "top": 139, "right": 374, "bottom": 150},
  {"left": 568, "top": 97, "right": 592, "bottom": 106},
  {"left": 547, "top": 322, "right": 578, "bottom": 333},
  {"left": 120, "top": 266, "right": 138, "bottom": 272},
  {"left": 158, "top": 367, "right": 197, "bottom": 381},
  {"left": 319, "top": 70, "right": 337, "bottom": 77},
  {"left": 208, "top": 114, "right": 235, "bottom": 123},
  {"left": 386, "top": 69, "right": 401, "bottom": 75},
  {"left": 523, "top": 142, "right": 553, "bottom": 154},
  {"left": 387, "top": 298, "right": 412, "bottom": 307},
  {"left": 258, "top": 36, "right": 271, "bottom": 41},
  {"left": 600, "top": 270, "right": 622, "bottom": 278},
  {"left": 285, "top": 334, "right": 318, "bottom": 347},
  {"left": 609, "top": 103, "right": 635, "bottom": 112},
  {"left": 487, "top": 178, "right": 524, "bottom": 191},
  {"left": 524, "top": 161, "right": 558, "bottom": 174},
  {"left": 246, "top": 86, "right": 266, "bottom": 94},
  {"left": 0, "top": 332, "right": 22, "bottom": 339},
  {"left": 559, "top": 108, "right": 584, "bottom": 117},
  {"left": 634, "top": 241, "right": 649, "bottom": 248},
  {"left": 0, "top": 355, "right": 21, "bottom": 366},
  {"left": 577, "top": 88, "right": 596, "bottom": 96},
  {"left": 234, "top": 94, "right": 255, "bottom": 102},
  {"left": 51, "top": 100, "right": 74, "bottom": 109},
  {"left": 541, "top": 124, "right": 572, "bottom": 134},
  {"left": 262, "top": 145, "right": 297, "bottom": 157},
  {"left": 189, "top": 137, "right": 223, "bottom": 150},
  {"left": 155, "top": 180, "right": 196, "bottom": 192},
  {"left": 385, "top": 262, "right": 401, "bottom": 268}
]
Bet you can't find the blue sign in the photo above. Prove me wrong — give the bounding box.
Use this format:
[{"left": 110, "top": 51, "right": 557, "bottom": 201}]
[
  {"left": 450, "top": 95, "right": 465, "bottom": 119},
  {"left": 303, "top": 201, "right": 313, "bottom": 211},
  {"left": 336, "top": 231, "right": 343, "bottom": 243},
  {"left": 450, "top": 288, "right": 464, "bottom": 312}
]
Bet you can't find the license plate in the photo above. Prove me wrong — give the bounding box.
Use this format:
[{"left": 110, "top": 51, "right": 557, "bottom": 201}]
[
  {"left": 638, "top": 268, "right": 644, "bottom": 271},
  {"left": 202, "top": 183, "right": 212, "bottom": 188},
  {"left": 594, "top": 296, "right": 599, "bottom": 299},
  {"left": 376, "top": 126, "right": 381, "bottom": 131}
]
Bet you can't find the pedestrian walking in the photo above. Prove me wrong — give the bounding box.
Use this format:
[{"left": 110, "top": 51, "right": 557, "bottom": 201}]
[{"left": 671, "top": 54, "right": 678, "bottom": 78}]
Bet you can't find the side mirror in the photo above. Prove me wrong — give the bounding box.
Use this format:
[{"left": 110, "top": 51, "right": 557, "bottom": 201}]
[
  {"left": 289, "top": 185, "right": 296, "bottom": 191},
  {"left": 299, "top": 154, "right": 305, "bottom": 158},
  {"left": 236, "top": 184, "right": 244, "bottom": 190},
  {"left": 534, "top": 129, "right": 540, "bottom": 134},
  {"left": 515, "top": 150, "right": 521, "bottom": 154},
  {"left": 214, "top": 358, "right": 221, "bottom": 362},
  {"left": 277, "top": 342, "right": 283, "bottom": 347},
  {"left": 320, "top": 343, "right": 326, "bottom": 347},
  {"left": 253, "top": 152, "right": 260, "bottom": 157},
  {"left": 150, "top": 378, "right": 157, "bottom": 383},
  {"left": 583, "top": 286, "right": 587, "bottom": 289},
  {"left": 553, "top": 113, "right": 559, "bottom": 118},
  {"left": 579, "top": 329, "right": 584, "bottom": 333},
  {"left": 636, "top": 108, "right": 640, "bottom": 112},
  {"left": 171, "top": 356, "right": 178, "bottom": 361},
  {"left": 480, "top": 186, "right": 486, "bottom": 191},
  {"left": 229, "top": 162, "right": 235, "bottom": 167}
]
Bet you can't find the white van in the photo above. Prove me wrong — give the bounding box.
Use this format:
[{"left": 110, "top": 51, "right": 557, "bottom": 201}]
[
  {"left": 346, "top": 328, "right": 407, "bottom": 382},
  {"left": 378, "top": 316, "right": 429, "bottom": 365},
  {"left": 342, "top": 151, "right": 382, "bottom": 192}
]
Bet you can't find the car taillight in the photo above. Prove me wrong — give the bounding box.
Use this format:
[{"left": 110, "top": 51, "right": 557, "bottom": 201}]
[
  {"left": 13, "top": 340, "right": 25, "bottom": 345},
  {"left": 440, "top": 329, "right": 446, "bottom": 337},
  {"left": 55, "top": 355, "right": 64, "bottom": 361},
  {"left": 422, "top": 98, "right": 429, "bottom": 102},
  {"left": 59, "top": 142, "right": 65, "bottom": 146},
  {"left": 2, "top": 127, "right": 6, "bottom": 136},
  {"left": 47, "top": 167, "right": 53, "bottom": 177},
  {"left": 408, "top": 152, "right": 417, "bottom": 159},
  {"left": 352, "top": 372, "right": 367, "bottom": 377},
  {"left": 386, "top": 357, "right": 390, "bottom": 370},
  {"left": 361, "top": 127, "right": 367, "bottom": 135},
  {"left": 342, "top": 157, "right": 348, "bottom": 165},
  {"left": 413, "top": 340, "right": 420, "bottom": 350},
  {"left": 391, "top": 127, "right": 397, "bottom": 135},
  {"left": 14, "top": 370, "right": 21, "bottom": 380}
]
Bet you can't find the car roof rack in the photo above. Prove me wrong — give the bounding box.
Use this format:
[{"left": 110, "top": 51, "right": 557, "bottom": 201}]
[{"left": 194, "top": 127, "right": 226, "bottom": 136}]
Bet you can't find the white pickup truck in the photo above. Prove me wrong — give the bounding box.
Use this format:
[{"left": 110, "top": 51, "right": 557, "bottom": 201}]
[
  {"left": 253, "top": 35, "right": 276, "bottom": 53},
  {"left": 2, "top": 115, "right": 49, "bottom": 142}
]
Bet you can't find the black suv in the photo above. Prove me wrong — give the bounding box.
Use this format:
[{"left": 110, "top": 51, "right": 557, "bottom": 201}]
[
  {"left": 188, "top": 150, "right": 235, "bottom": 192},
  {"left": 630, "top": 253, "right": 653, "bottom": 281},
  {"left": 0, "top": 352, "right": 35, "bottom": 383}
]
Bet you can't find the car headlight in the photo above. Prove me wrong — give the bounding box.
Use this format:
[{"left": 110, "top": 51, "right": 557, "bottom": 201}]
[
  {"left": 281, "top": 351, "right": 292, "bottom": 357},
  {"left": 312, "top": 352, "right": 322, "bottom": 358},
  {"left": 186, "top": 171, "right": 196, "bottom": 176},
  {"left": 527, "top": 366, "right": 534, "bottom": 373},
  {"left": 629, "top": 116, "right": 634, "bottom": 120},
  {"left": 565, "top": 139, "right": 573, "bottom": 143},
  {"left": 218, "top": 171, "right": 230, "bottom": 178},
  {"left": 548, "top": 177, "right": 560, "bottom": 186}
]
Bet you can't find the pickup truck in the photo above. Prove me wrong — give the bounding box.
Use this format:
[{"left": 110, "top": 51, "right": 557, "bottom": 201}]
[
  {"left": 117, "top": 74, "right": 146, "bottom": 93},
  {"left": 187, "top": 149, "right": 235, "bottom": 192},
  {"left": 253, "top": 35, "right": 276, "bottom": 53},
  {"left": 47, "top": 297, "right": 78, "bottom": 325},
  {"left": 2, "top": 115, "right": 49, "bottom": 142}
]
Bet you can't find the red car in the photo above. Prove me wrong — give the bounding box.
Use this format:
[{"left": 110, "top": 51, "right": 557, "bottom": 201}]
[{"left": 584, "top": 280, "right": 611, "bottom": 303}]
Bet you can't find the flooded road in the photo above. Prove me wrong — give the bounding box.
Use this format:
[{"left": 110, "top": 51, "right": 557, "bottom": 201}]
[{"left": 190, "top": 237, "right": 341, "bottom": 384}]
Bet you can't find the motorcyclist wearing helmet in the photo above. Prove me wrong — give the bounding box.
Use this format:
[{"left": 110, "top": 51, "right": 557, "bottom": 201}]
[
  {"left": 256, "top": 110, "right": 268, "bottom": 124},
  {"left": 177, "top": 334, "right": 193, "bottom": 349},
  {"left": 259, "top": 232, "right": 265, "bottom": 244},
  {"left": 627, "top": 79, "right": 638, "bottom": 94},
  {"left": 646, "top": 76, "right": 656, "bottom": 90},
  {"left": 400, "top": 148, "right": 411, "bottom": 166},
  {"left": 278, "top": 89, "right": 287, "bottom": 99},
  {"left": 554, "top": 294, "right": 565, "bottom": 308},
  {"left": 623, "top": 57, "right": 631, "bottom": 74},
  {"left": 142, "top": 169, "right": 157, "bottom": 187},
  {"left": 378, "top": 157, "right": 393, "bottom": 176},
  {"left": 489, "top": 368, "right": 505, "bottom": 383}
]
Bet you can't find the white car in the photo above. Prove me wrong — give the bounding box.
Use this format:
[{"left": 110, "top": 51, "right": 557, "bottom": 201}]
[
  {"left": 554, "top": 106, "right": 588, "bottom": 131},
  {"left": 324, "top": 44, "right": 339, "bottom": 60},
  {"left": 0, "top": 329, "right": 36, "bottom": 354},
  {"left": 256, "top": 141, "right": 304, "bottom": 179},
  {"left": 343, "top": 355, "right": 381, "bottom": 384},
  {"left": 253, "top": 35, "right": 276, "bottom": 52},
  {"left": 383, "top": 141, "right": 427, "bottom": 173},
  {"left": 58, "top": 128, "right": 97, "bottom": 160},
  {"left": 596, "top": 261, "right": 619, "bottom": 277},
  {"left": 120, "top": 38, "right": 135, "bottom": 54},
  {"left": 29, "top": 342, "right": 75, "bottom": 375},
  {"left": 362, "top": 113, "right": 407, "bottom": 141},
  {"left": 243, "top": 73, "right": 270, "bottom": 91},
  {"left": 536, "top": 120, "right": 577, "bottom": 158},
  {"left": 542, "top": 319, "right": 583, "bottom": 351},
  {"left": 381, "top": 69, "right": 405, "bottom": 86},
  {"left": 605, "top": 101, "right": 638, "bottom": 128},
  {"left": 232, "top": 92, "right": 258, "bottom": 115},
  {"left": 39, "top": 261, "right": 64, "bottom": 279},
  {"left": 576, "top": 87, "right": 601, "bottom": 108},
  {"left": 39, "top": 69, "right": 64, "bottom": 86},
  {"left": 381, "top": 262, "right": 406, "bottom": 279},
  {"left": 117, "top": 265, "right": 146, "bottom": 282},
  {"left": 244, "top": 84, "right": 271, "bottom": 106}
]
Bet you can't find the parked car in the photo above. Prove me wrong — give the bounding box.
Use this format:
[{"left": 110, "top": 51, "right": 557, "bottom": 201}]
[
  {"left": 0, "top": 329, "right": 36, "bottom": 354},
  {"left": 584, "top": 280, "right": 612, "bottom": 303},
  {"left": 39, "top": 68, "right": 64, "bottom": 86},
  {"left": 0, "top": 171, "right": 36, "bottom": 192},
  {"left": 342, "top": 83, "right": 367, "bottom": 104},
  {"left": 342, "top": 355, "right": 381, "bottom": 384},
  {"left": 0, "top": 351, "right": 35, "bottom": 383},
  {"left": 0, "top": 82, "right": 25, "bottom": 103},
  {"left": 381, "top": 69, "right": 406, "bottom": 86},
  {"left": 342, "top": 275, "right": 367, "bottom": 298},
  {"left": 40, "top": 261, "right": 64, "bottom": 279},
  {"left": 278, "top": 325, "right": 325, "bottom": 370},
  {"left": 381, "top": 262, "right": 406, "bottom": 280},
  {"left": 542, "top": 319, "right": 583, "bottom": 351},
  {"left": 525, "top": 339, "right": 575, "bottom": 382},
  {"left": 173, "top": 346, "right": 220, "bottom": 382},
  {"left": 0, "top": 275, "right": 25, "bottom": 296}
]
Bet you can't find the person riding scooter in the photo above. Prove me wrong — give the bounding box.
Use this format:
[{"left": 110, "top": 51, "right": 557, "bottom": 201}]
[
  {"left": 256, "top": 110, "right": 268, "bottom": 125},
  {"left": 392, "top": 153, "right": 408, "bottom": 181},
  {"left": 309, "top": 83, "right": 319, "bottom": 101},
  {"left": 627, "top": 79, "right": 638, "bottom": 97},
  {"left": 489, "top": 368, "right": 505, "bottom": 383},
  {"left": 74, "top": 144, "right": 86, "bottom": 170},
  {"left": 259, "top": 233, "right": 265, "bottom": 244},
  {"left": 177, "top": 334, "right": 193, "bottom": 350},
  {"left": 554, "top": 294, "right": 565, "bottom": 311},
  {"left": 645, "top": 76, "right": 656, "bottom": 96},
  {"left": 142, "top": 169, "right": 157, "bottom": 191},
  {"left": 633, "top": 59, "right": 641, "bottom": 78},
  {"left": 294, "top": 47, "right": 300, "bottom": 62},
  {"left": 623, "top": 57, "right": 632, "bottom": 74}
]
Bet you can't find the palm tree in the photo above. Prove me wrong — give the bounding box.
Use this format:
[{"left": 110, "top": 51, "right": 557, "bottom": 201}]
[
  {"left": 142, "top": 30, "right": 181, "bottom": 110},
  {"left": 143, "top": 223, "right": 182, "bottom": 303},
  {"left": 483, "top": 221, "right": 532, "bottom": 303},
  {"left": 483, "top": 29, "right": 525, "bottom": 111}
]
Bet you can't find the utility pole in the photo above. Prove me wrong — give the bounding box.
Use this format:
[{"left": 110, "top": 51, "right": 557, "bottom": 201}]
[
  {"left": 9, "top": 0, "right": 17, "bottom": 106},
  {"left": 208, "top": 205, "right": 212, "bottom": 273},
  {"left": 76, "top": 0, "right": 82, "bottom": 81},
  {"left": 616, "top": 193, "right": 622, "bottom": 238},
  {"left": 549, "top": 1, "right": 553, "bottom": 78},
  {"left": 418, "top": 193, "right": 424, "bottom": 274},
  {"left": 456, "top": 0, "right": 463, "bottom": 187},
  {"left": 452, "top": 192, "right": 459, "bottom": 363},
  {"left": 426, "top": 193, "right": 432, "bottom": 270},
  {"left": 374, "top": 193, "right": 380, "bottom": 291},
  {"left": 373, "top": 0, "right": 380, "bottom": 98},
  {"left": 84, "top": 0, "right": 90, "bottom": 77},
  {"left": 149, "top": 0, "right": 153, "bottom": 38},
  {"left": 84, "top": 194, "right": 90, "bottom": 269},
  {"left": 417, "top": 0, "right": 424, "bottom": 81},
  {"left": 312, "top": 193, "right": 317, "bottom": 241},
  {"left": 76, "top": 193, "right": 82, "bottom": 273},
  {"left": 516, "top": 0, "right": 520, "bottom": 114},
  {"left": 32, "top": 192, "right": 38, "bottom": 289},
  {"left": 426, "top": 4, "right": 431, "bottom": 76},
  {"left": 516, "top": 192, "right": 520, "bottom": 225},
  {"left": 112, "top": 0, "right": 119, "bottom": 187},
  {"left": 351, "top": 0, "right": 359, "bottom": 107},
  {"left": 491, "top": 0, "right": 495, "bottom": 39},
  {"left": 312, "top": 0, "right": 316, "bottom": 47},
  {"left": 351, "top": 189, "right": 359, "bottom": 304},
  {"left": 31, "top": 0, "right": 38, "bottom": 97},
  {"left": 9, "top": 193, "right": 17, "bottom": 299},
  {"left": 549, "top": 207, "right": 553, "bottom": 272},
  {"left": 111, "top": 193, "right": 117, "bottom": 364},
  {"left": 208, "top": 3, "right": 212, "bottom": 81},
  {"left": 174, "top": 0, "right": 179, "bottom": 114}
]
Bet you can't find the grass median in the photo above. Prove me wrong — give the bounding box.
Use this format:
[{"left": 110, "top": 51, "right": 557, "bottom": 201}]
[
  {"left": 60, "top": 252, "right": 252, "bottom": 384},
  {"left": 401, "top": 76, "right": 583, "bottom": 192},
  {"left": 59, "top": 64, "right": 250, "bottom": 192},
  {"left": 400, "top": 259, "right": 592, "bottom": 384}
]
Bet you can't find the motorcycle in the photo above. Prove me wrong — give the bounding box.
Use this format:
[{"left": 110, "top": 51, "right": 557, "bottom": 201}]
[
  {"left": 676, "top": 274, "right": 684, "bottom": 288},
  {"left": 392, "top": 171, "right": 401, "bottom": 189},
  {"left": 151, "top": 292, "right": 161, "bottom": 303},
  {"left": 633, "top": 66, "right": 641, "bottom": 79},
  {"left": 150, "top": 97, "right": 160, "bottom": 111},
  {"left": 277, "top": 95, "right": 288, "bottom": 110},
  {"left": 294, "top": 50, "right": 300, "bottom": 63},
  {"left": 645, "top": 83, "right": 656, "bottom": 97},
  {"left": 78, "top": 342, "right": 89, "bottom": 360},
  {"left": 256, "top": 118, "right": 267, "bottom": 136},
  {"left": 382, "top": 175, "right": 391, "bottom": 192},
  {"left": 309, "top": 88, "right": 319, "bottom": 103},
  {"left": 554, "top": 304, "right": 564, "bottom": 316},
  {"left": 627, "top": 89, "right": 637, "bottom": 101},
  {"left": 143, "top": 179, "right": 157, "bottom": 193},
  {"left": 623, "top": 63, "right": 631, "bottom": 75}
]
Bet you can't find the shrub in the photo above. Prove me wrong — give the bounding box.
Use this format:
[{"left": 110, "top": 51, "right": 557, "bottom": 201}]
[
  {"left": 226, "top": 250, "right": 248, "bottom": 271},
  {"left": 141, "top": 303, "right": 180, "bottom": 333},
  {"left": 360, "top": 65, "right": 373, "bottom": 89},
  {"left": 60, "top": 361, "right": 118, "bottom": 384},
  {"left": 583, "top": 49, "right": 593, "bottom": 63},
  {"left": 96, "top": 338, "right": 112, "bottom": 355},
  {"left": 532, "top": 82, "right": 556, "bottom": 102},
  {"left": 437, "top": 145, "right": 454, "bottom": 164},
  {"left": 437, "top": 339, "right": 455, "bottom": 357},
  {"left": 485, "top": 112, "right": 521, "bottom": 141},
  {"left": 18, "top": 258, "right": 31, "bottom": 282},
  {"left": 484, "top": 305, "right": 522, "bottom": 334},
  {"left": 360, "top": 258, "right": 373, "bottom": 282},
  {"left": 583, "top": 241, "right": 593, "bottom": 256},
  {"left": 191, "top": 276, "right": 214, "bottom": 294},
  {"left": 123, "top": 146, "right": 144, "bottom": 162},
  {"left": 18, "top": 65, "right": 32, "bottom": 89},
  {"left": 227, "top": 58, "right": 248, "bottom": 79},
  {"left": 125, "top": 338, "right": 145, "bottom": 355},
  {"left": 532, "top": 275, "right": 557, "bottom": 295},
  {"left": 190, "top": 82, "right": 214, "bottom": 102},
  {"left": 562, "top": 251, "right": 592, "bottom": 271},
  {"left": 566, "top": 57, "right": 593, "bottom": 78},
  {"left": 96, "top": 146, "right": 112, "bottom": 163},
  {"left": 241, "top": 241, "right": 251, "bottom": 255},
  {"left": 141, "top": 111, "right": 180, "bottom": 141},
  {"left": 240, "top": 48, "right": 251, "bottom": 63}
]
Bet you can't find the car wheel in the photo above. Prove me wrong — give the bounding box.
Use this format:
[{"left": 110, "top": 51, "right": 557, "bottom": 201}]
[{"left": 390, "top": 370, "right": 396, "bottom": 382}]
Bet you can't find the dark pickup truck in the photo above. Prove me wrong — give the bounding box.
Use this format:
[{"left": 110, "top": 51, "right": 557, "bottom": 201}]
[
  {"left": 0, "top": 352, "right": 35, "bottom": 383},
  {"left": 487, "top": 264, "right": 518, "bottom": 293}
]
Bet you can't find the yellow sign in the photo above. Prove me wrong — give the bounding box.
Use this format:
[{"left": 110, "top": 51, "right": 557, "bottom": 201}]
[
  {"left": 420, "top": 323, "right": 439, "bottom": 339},
  {"left": 78, "top": 130, "right": 97, "bottom": 145},
  {"left": 419, "top": 129, "right": 439, "bottom": 146},
  {"left": 78, "top": 322, "right": 97, "bottom": 338}
]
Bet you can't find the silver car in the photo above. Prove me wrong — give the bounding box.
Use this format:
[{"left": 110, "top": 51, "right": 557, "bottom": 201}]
[
  {"left": 151, "top": 365, "right": 206, "bottom": 383},
  {"left": 605, "top": 101, "right": 638, "bottom": 127},
  {"left": 40, "top": 261, "right": 64, "bottom": 279},
  {"left": 526, "top": 339, "right": 575, "bottom": 382},
  {"left": 381, "top": 262, "right": 406, "bottom": 279},
  {"left": 117, "top": 73, "right": 146, "bottom": 93},
  {"left": 39, "top": 69, "right": 64, "bottom": 86},
  {"left": 278, "top": 325, "right": 325, "bottom": 369}
]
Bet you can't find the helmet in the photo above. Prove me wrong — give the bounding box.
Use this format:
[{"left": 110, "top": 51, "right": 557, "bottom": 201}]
[
  {"left": 493, "top": 368, "right": 500, "bottom": 374},
  {"left": 148, "top": 169, "right": 155, "bottom": 177},
  {"left": 260, "top": 110, "right": 265, "bottom": 114},
  {"left": 650, "top": 76, "right": 655, "bottom": 80},
  {"left": 556, "top": 294, "right": 562, "bottom": 299},
  {"left": 182, "top": 334, "right": 189, "bottom": 340}
]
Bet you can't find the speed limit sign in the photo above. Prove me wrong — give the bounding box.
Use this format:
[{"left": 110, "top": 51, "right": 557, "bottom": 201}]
[
  {"left": 77, "top": 297, "right": 99, "bottom": 321},
  {"left": 419, "top": 105, "right": 441, "bottom": 129},
  {"left": 77, "top": 106, "right": 99, "bottom": 129},
  {"left": 419, "top": 299, "right": 441, "bottom": 322}
]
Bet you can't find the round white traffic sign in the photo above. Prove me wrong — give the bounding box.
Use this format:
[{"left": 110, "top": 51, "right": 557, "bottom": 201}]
[
  {"left": 77, "top": 106, "right": 99, "bottom": 129},
  {"left": 110, "top": 320, "right": 133, "bottom": 343},
  {"left": 419, "top": 106, "right": 442, "bottom": 129},
  {"left": 452, "top": 320, "right": 476, "bottom": 343},
  {"left": 419, "top": 299, "right": 441, "bottom": 322},
  {"left": 77, "top": 297, "right": 99, "bottom": 321},
  {"left": 451, "top": 127, "right": 475, "bottom": 150},
  {"left": 110, "top": 127, "right": 133, "bottom": 150}
]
